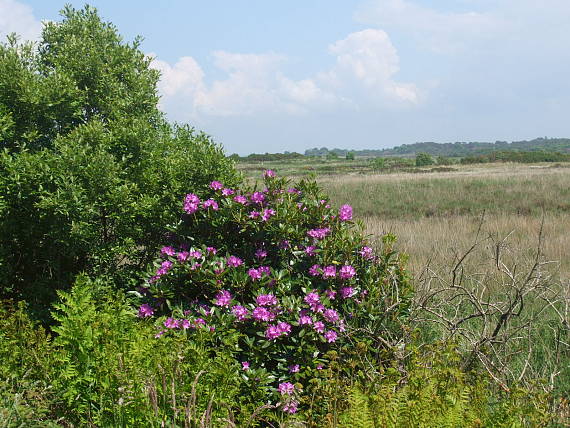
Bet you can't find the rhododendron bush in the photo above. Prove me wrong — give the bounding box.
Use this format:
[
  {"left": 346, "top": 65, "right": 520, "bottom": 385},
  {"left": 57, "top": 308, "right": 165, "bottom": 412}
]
[{"left": 134, "top": 171, "right": 412, "bottom": 413}]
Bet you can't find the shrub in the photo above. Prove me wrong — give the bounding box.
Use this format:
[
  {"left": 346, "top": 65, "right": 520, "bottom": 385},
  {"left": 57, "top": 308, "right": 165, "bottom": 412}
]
[
  {"left": 134, "top": 171, "right": 412, "bottom": 415},
  {"left": 0, "top": 6, "right": 240, "bottom": 310},
  {"left": 415, "top": 152, "right": 434, "bottom": 167}
]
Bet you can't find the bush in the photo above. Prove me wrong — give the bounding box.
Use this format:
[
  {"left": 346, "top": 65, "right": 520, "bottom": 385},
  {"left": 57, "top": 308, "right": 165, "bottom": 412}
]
[
  {"left": 134, "top": 171, "right": 412, "bottom": 416},
  {"left": 0, "top": 6, "right": 240, "bottom": 311},
  {"left": 415, "top": 152, "right": 434, "bottom": 167}
]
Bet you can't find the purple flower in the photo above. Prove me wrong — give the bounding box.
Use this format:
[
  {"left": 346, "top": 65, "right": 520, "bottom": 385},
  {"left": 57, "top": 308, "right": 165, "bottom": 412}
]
[
  {"left": 164, "top": 318, "right": 180, "bottom": 329},
  {"left": 287, "top": 187, "right": 301, "bottom": 194},
  {"left": 305, "top": 246, "right": 316, "bottom": 256},
  {"left": 277, "top": 322, "right": 291, "bottom": 336},
  {"left": 227, "top": 256, "right": 243, "bottom": 267},
  {"left": 324, "top": 330, "right": 338, "bottom": 343},
  {"left": 289, "top": 364, "right": 300, "bottom": 373},
  {"left": 311, "top": 303, "right": 325, "bottom": 313},
  {"left": 233, "top": 195, "right": 248, "bottom": 205},
  {"left": 222, "top": 188, "right": 235, "bottom": 196},
  {"left": 202, "top": 198, "right": 219, "bottom": 210},
  {"left": 304, "top": 292, "right": 320, "bottom": 306},
  {"left": 250, "top": 192, "right": 265, "bottom": 204},
  {"left": 249, "top": 210, "right": 260, "bottom": 219},
  {"left": 242, "top": 361, "right": 250, "bottom": 370},
  {"left": 282, "top": 400, "right": 299, "bottom": 414},
  {"left": 181, "top": 319, "right": 192, "bottom": 329},
  {"left": 307, "top": 228, "right": 331, "bottom": 240},
  {"left": 316, "top": 364, "right": 323, "bottom": 370},
  {"left": 256, "top": 294, "right": 278, "bottom": 306},
  {"left": 161, "top": 246, "right": 176, "bottom": 256},
  {"left": 252, "top": 306, "right": 275, "bottom": 322},
  {"left": 194, "top": 318, "right": 206, "bottom": 327},
  {"left": 263, "top": 169, "right": 276, "bottom": 178},
  {"left": 278, "top": 382, "right": 295, "bottom": 395},
  {"left": 261, "top": 208, "right": 276, "bottom": 221},
  {"left": 138, "top": 304, "right": 154, "bottom": 318},
  {"left": 177, "top": 251, "right": 190, "bottom": 261},
  {"left": 155, "top": 330, "right": 165, "bottom": 338},
  {"left": 308, "top": 264, "right": 322, "bottom": 276},
  {"left": 323, "top": 309, "right": 339, "bottom": 323},
  {"left": 248, "top": 268, "right": 262, "bottom": 281},
  {"left": 232, "top": 305, "right": 249, "bottom": 321},
  {"left": 210, "top": 180, "right": 223, "bottom": 190},
  {"left": 359, "top": 246, "right": 374, "bottom": 260},
  {"left": 313, "top": 321, "right": 325, "bottom": 333},
  {"left": 339, "top": 265, "right": 356, "bottom": 280},
  {"left": 339, "top": 204, "right": 353, "bottom": 221},
  {"left": 206, "top": 246, "right": 217, "bottom": 255},
  {"left": 189, "top": 250, "right": 202, "bottom": 258},
  {"left": 255, "top": 248, "right": 267, "bottom": 259},
  {"left": 278, "top": 240, "right": 290, "bottom": 249},
  {"left": 325, "top": 289, "right": 337, "bottom": 300},
  {"left": 156, "top": 260, "right": 173, "bottom": 276},
  {"left": 341, "top": 287, "right": 355, "bottom": 299},
  {"left": 299, "top": 314, "right": 313, "bottom": 325},
  {"left": 214, "top": 290, "right": 232, "bottom": 307},
  {"left": 258, "top": 266, "right": 271, "bottom": 276},
  {"left": 265, "top": 324, "right": 281, "bottom": 340},
  {"left": 184, "top": 193, "right": 200, "bottom": 214},
  {"left": 322, "top": 265, "right": 336, "bottom": 279}
]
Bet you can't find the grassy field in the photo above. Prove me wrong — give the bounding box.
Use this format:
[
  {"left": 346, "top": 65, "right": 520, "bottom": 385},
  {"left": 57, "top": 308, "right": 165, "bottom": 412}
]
[{"left": 316, "top": 163, "right": 570, "bottom": 279}]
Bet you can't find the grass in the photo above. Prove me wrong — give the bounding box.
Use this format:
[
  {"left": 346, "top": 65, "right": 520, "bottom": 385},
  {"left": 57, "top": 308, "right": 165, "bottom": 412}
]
[{"left": 316, "top": 163, "right": 570, "bottom": 279}]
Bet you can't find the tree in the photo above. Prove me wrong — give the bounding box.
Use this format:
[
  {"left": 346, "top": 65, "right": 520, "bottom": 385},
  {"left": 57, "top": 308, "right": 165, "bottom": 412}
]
[
  {"left": 0, "top": 6, "right": 239, "bottom": 312},
  {"left": 415, "top": 152, "right": 434, "bottom": 167},
  {"left": 345, "top": 151, "right": 355, "bottom": 161}
]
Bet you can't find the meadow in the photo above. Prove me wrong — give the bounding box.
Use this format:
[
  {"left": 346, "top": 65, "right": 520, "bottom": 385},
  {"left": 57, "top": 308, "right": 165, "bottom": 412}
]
[{"left": 318, "top": 163, "right": 570, "bottom": 278}]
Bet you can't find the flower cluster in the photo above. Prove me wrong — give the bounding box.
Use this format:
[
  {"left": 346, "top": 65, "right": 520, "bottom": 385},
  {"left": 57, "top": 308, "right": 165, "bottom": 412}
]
[{"left": 135, "top": 170, "right": 409, "bottom": 415}]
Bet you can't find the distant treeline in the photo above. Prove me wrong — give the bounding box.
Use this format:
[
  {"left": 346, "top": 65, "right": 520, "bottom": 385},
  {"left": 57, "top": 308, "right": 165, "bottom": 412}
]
[
  {"left": 460, "top": 150, "right": 570, "bottom": 164},
  {"left": 304, "top": 137, "right": 570, "bottom": 158},
  {"left": 230, "top": 152, "right": 305, "bottom": 162}
]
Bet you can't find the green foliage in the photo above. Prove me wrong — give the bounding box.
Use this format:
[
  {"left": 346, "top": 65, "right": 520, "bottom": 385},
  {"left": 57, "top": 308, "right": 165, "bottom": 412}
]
[
  {"left": 460, "top": 150, "right": 570, "bottom": 164},
  {"left": 0, "top": 6, "right": 239, "bottom": 310},
  {"left": 370, "top": 156, "right": 416, "bottom": 171},
  {"left": 335, "top": 343, "right": 554, "bottom": 428},
  {"left": 235, "top": 152, "right": 305, "bottom": 162},
  {"left": 437, "top": 155, "right": 453, "bottom": 165},
  {"left": 415, "top": 152, "right": 434, "bottom": 167},
  {"left": 345, "top": 152, "right": 355, "bottom": 161},
  {"left": 0, "top": 301, "right": 58, "bottom": 426},
  {"left": 1, "top": 277, "right": 275, "bottom": 426}
]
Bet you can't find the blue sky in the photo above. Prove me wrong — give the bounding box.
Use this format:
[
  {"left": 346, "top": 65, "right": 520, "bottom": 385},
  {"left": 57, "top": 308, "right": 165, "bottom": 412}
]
[{"left": 1, "top": 0, "right": 570, "bottom": 154}]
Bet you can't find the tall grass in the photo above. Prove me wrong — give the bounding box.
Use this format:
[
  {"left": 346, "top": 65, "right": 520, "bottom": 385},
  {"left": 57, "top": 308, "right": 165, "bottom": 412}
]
[
  {"left": 320, "top": 164, "right": 570, "bottom": 220},
  {"left": 320, "top": 165, "right": 570, "bottom": 279}
]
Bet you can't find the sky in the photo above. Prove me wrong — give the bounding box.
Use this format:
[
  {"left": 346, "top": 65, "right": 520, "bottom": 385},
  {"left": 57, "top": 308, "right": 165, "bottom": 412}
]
[{"left": 1, "top": 0, "right": 570, "bottom": 155}]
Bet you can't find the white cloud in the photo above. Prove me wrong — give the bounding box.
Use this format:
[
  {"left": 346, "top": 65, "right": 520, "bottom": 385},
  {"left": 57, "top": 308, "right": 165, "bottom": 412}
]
[
  {"left": 151, "top": 28, "right": 418, "bottom": 120},
  {"left": 0, "top": 0, "right": 42, "bottom": 42},
  {"left": 321, "top": 29, "right": 419, "bottom": 105}
]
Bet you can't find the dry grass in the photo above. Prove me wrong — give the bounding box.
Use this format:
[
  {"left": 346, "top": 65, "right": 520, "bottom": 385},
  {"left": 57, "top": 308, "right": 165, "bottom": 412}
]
[
  {"left": 362, "top": 213, "right": 570, "bottom": 279},
  {"left": 318, "top": 164, "right": 570, "bottom": 279}
]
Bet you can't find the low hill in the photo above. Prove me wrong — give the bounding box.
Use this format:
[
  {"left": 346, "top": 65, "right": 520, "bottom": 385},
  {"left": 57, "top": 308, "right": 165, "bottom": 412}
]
[{"left": 304, "top": 137, "right": 570, "bottom": 158}]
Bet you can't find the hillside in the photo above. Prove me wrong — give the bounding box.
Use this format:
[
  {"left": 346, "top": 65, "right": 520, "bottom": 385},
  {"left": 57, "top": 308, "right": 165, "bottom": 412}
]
[{"left": 304, "top": 137, "right": 570, "bottom": 158}]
